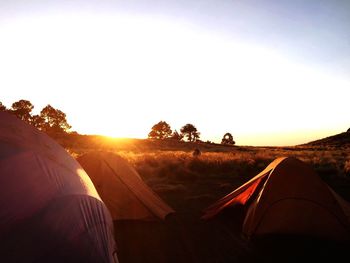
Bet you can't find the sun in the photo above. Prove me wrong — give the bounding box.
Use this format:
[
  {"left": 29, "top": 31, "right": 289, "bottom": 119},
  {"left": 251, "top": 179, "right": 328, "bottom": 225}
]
[{"left": 1, "top": 12, "right": 349, "bottom": 145}]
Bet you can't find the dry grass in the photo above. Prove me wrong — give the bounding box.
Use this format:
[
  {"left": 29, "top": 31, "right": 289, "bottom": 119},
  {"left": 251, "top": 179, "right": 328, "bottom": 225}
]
[
  {"left": 69, "top": 141, "right": 350, "bottom": 207},
  {"left": 67, "top": 139, "right": 350, "bottom": 263}
]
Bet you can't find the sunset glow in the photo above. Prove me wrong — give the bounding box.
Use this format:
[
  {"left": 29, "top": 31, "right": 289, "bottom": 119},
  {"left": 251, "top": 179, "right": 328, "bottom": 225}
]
[{"left": 1, "top": 1, "right": 349, "bottom": 146}]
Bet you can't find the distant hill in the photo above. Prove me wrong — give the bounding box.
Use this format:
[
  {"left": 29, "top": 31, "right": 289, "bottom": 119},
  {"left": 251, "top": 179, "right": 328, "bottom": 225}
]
[
  {"left": 303, "top": 131, "right": 350, "bottom": 147},
  {"left": 55, "top": 133, "right": 239, "bottom": 154}
]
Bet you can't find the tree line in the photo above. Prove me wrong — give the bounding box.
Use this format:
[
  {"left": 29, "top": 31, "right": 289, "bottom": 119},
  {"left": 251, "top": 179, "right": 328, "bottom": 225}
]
[
  {"left": 0, "top": 100, "right": 236, "bottom": 145},
  {"left": 0, "top": 99, "right": 72, "bottom": 137},
  {"left": 148, "top": 121, "right": 235, "bottom": 145}
]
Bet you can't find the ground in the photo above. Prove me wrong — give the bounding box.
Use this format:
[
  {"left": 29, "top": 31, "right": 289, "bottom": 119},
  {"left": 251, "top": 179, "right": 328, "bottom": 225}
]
[{"left": 64, "top": 136, "right": 350, "bottom": 263}]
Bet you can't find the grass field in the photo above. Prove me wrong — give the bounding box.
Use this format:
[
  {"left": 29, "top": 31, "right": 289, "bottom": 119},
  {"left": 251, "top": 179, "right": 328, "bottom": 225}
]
[
  {"left": 65, "top": 135, "right": 350, "bottom": 202},
  {"left": 64, "top": 135, "right": 350, "bottom": 263}
]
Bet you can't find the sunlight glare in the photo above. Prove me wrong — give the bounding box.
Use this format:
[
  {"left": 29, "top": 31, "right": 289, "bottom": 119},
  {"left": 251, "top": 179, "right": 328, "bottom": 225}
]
[{"left": 0, "top": 12, "right": 349, "bottom": 145}]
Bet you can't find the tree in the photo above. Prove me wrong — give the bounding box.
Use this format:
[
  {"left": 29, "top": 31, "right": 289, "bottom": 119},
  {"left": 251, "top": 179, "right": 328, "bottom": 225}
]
[
  {"left": 180, "top": 123, "right": 200, "bottom": 142},
  {"left": 170, "top": 129, "right": 184, "bottom": 141},
  {"left": 0, "top": 101, "right": 7, "bottom": 112},
  {"left": 148, "top": 121, "right": 172, "bottom": 139},
  {"left": 30, "top": 114, "right": 45, "bottom": 130},
  {"left": 11, "top": 99, "right": 34, "bottom": 124},
  {"left": 221, "top": 132, "right": 235, "bottom": 145},
  {"left": 40, "top": 105, "right": 71, "bottom": 135}
]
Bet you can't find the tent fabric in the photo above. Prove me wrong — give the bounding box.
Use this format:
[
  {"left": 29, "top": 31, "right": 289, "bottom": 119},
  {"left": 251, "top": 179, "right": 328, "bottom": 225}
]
[
  {"left": 0, "top": 112, "right": 118, "bottom": 263},
  {"left": 77, "top": 151, "right": 175, "bottom": 221},
  {"left": 203, "top": 157, "right": 350, "bottom": 241}
]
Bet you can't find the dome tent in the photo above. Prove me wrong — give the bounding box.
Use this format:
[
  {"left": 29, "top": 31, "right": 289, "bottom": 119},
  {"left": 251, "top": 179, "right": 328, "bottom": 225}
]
[
  {"left": 0, "top": 112, "right": 118, "bottom": 263},
  {"left": 203, "top": 157, "right": 350, "bottom": 241},
  {"left": 77, "top": 151, "right": 175, "bottom": 221}
]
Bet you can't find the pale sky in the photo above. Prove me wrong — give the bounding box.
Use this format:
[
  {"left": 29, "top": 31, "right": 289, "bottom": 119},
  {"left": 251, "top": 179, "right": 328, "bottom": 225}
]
[{"left": 1, "top": 0, "right": 349, "bottom": 146}]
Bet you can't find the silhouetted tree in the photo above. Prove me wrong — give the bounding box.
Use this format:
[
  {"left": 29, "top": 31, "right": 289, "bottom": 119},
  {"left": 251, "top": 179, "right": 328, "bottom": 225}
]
[
  {"left": 30, "top": 114, "right": 45, "bottom": 130},
  {"left": 347, "top": 128, "right": 350, "bottom": 133},
  {"left": 148, "top": 121, "right": 172, "bottom": 139},
  {"left": 180, "top": 123, "right": 200, "bottom": 142},
  {"left": 221, "top": 132, "right": 235, "bottom": 145},
  {"left": 170, "top": 129, "right": 184, "bottom": 141},
  {"left": 0, "top": 101, "right": 7, "bottom": 112},
  {"left": 40, "top": 105, "right": 71, "bottom": 135},
  {"left": 11, "top": 99, "right": 34, "bottom": 124}
]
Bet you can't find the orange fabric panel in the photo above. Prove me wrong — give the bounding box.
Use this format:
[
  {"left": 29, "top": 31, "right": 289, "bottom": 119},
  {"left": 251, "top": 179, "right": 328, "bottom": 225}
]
[
  {"left": 103, "top": 153, "right": 175, "bottom": 220},
  {"left": 78, "top": 154, "right": 155, "bottom": 220},
  {"left": 203, "top": 156, "right": 350, "bottom": 241},
  {"left": 78, "top": 152, "right": 174, "bottom": 221},
  {"left": 251, "top": 199, "right": 350, "bottom": 241},
  {"left": 202, "top": 173, "right": 271, "bottom": 219},
  {"left": 202, "top": 158, "right": 287, "bottom": 220},
  {"left": 243, "top": 157, "right": 350, "bottom": 240}
]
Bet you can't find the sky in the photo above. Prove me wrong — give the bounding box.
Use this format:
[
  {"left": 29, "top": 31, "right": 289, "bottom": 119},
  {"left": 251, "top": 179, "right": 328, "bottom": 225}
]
[{"left": 1, "top": 0, "right": 349, "bottom": 146}]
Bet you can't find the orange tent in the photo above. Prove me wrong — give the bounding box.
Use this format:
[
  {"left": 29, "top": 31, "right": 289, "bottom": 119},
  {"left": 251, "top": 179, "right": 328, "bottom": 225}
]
[
  {"left": 203, "top": 157, "right": 350, "bottom": 241},
  {"left": 77, "top": 151, "right": 175, "bottom": 221},
  {"left": 0, "top": 112, "right": 118, "bottom": 262}
]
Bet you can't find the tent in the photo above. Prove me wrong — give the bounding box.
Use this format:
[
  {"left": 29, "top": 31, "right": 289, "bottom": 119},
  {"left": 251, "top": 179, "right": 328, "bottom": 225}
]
[
  {"left": 77, "top": 151, "right": 175, "bottom": 221},
  {"left": 0, "top": 112, "right": 118, "bottom": 263},
  {"left": 202, "top": 157, "right": 350, "bottom": 241}
]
